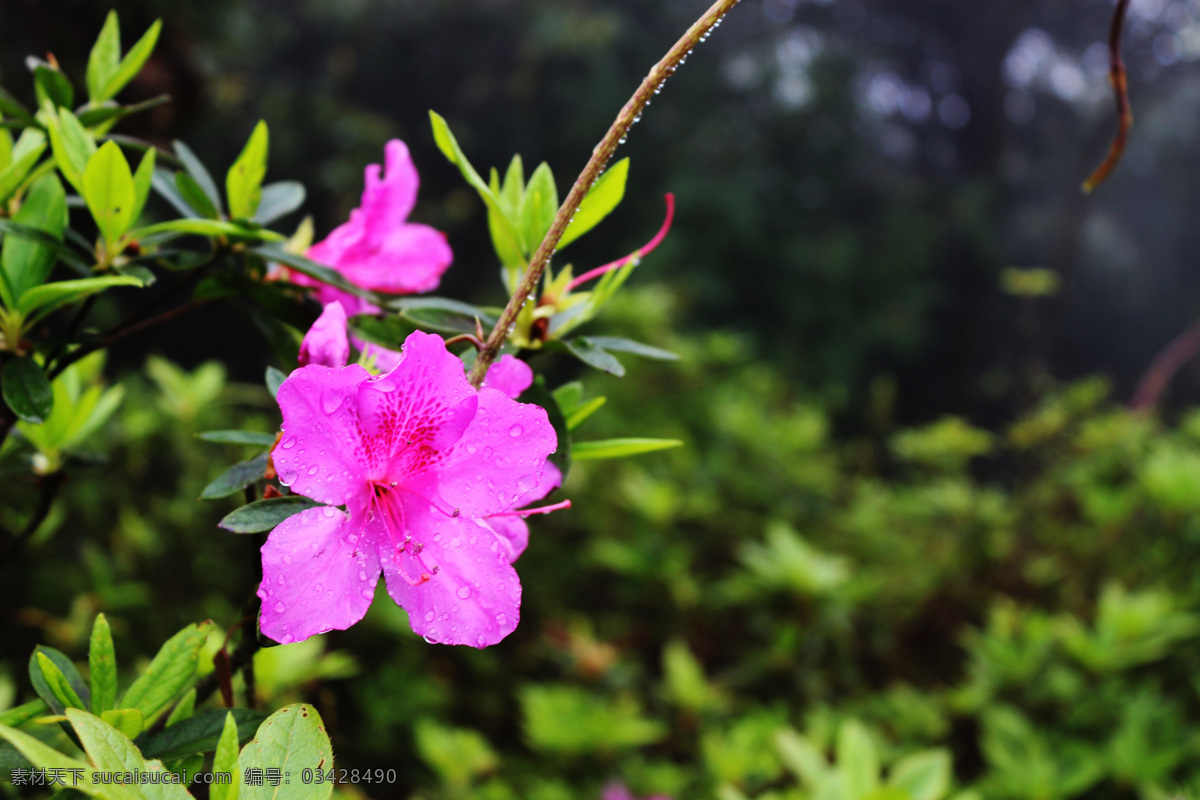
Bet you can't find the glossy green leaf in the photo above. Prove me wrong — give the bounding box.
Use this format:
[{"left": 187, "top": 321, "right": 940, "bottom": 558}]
[
  {"left": 265, "top": 366, "right": 287, "bottom": 399},
  {"left": 29, "top": 645, "right": 90, "bottom": 714},
  {"left": 571, "top": 438, "right": 683, "bottom": 461},
  {"left": 128, "top": 147, "right": 156, "bottom": 224},
  {"left": 240, "top": 704, "right": 334, "bottom": 800},
  {"left": 0, "top": 87, "right": 35, "bottom": 126},
  {"left": 173, "top": 139, "right": 223, "bottom": 215},
  {"left": 1, "top": 172, "right": 66, "bottom": 304},
  {"left": 227, "top": 120, "right": 269, "bottom": 220},
  {"left": 86, "top": 11, "right": 122, "bottom": 103},
  {"left": 211, "top": 712, "right": 243, "bottom": 800},
  {"left": 565, "top": 396, "right": 606, "bottom": 431},
  {"left": 0, "top": 123, "right": 9, "bottom": 171},
  {"left": 76, "top": 94, "right": 171, "bottom": 130},
  {"left": 130, "top": 218, "right": 283, "bottom": 242},
  {"left": 36, "top": 651, "right": 87, "bottom": 711},
  {"left": 17, "top": 275, "right": 142, "bottom": 318},
  {"left": 560, "top": 157, "right": 628, "bottom": 248},
  {"left": 390, "top": 296, "right": 498, "bottom": 335},
  {"left": 499, "top": 155, "right": 524, "bottom": 216},
  {"left": 347, "top": 313, "right": 417, "bottom": 351},
  {"left": 43, "top": 106, "right": 95, "bottom": 195},
  {"left": 120, "top": 621, "right": 213, "bottom": 725},
  {"left": 2, "top": 357, "right": 53, "bottom": 424},
  {"left": 219, "top": 496, "right": 323, "bottom": 534},
  {"left": 579, "top": 336, "right": 678, "bottom": 361},
  {"left": 89, "top": 613, "right": 118, "bottom": 715},
  {"left": 151, "top": 166, "right": 200, "bottom": 218},
  {"left": 253, "top": 244, "right": 382, "bottom": 304},
  {"left": 201, "top": 452, "right": 270, "bottom": 499},
  {"left": 138, "top": 708, "right": 266, "bottom": 762},
  {"left": 165, "top": 689, "right": 196, "bottom": 727},
  {"left": 174, "top": 171, "right": 219, "bottom": 218},
  {"left": 519, "top": 162, "right": 558, "bottom": 255},
  {"left": 98, "top": 19, "right": 162, "bottom": 103},
  {"left": 100, "top": 708, "right": 143, "bottom": 740},
  {"left": 552, "top": 382, "right": 583, "bottom": 414},
  {"left": 198, "top": 430, "right": 278, "bottom": 446},
  {"left": 550, "top": 337, "right": 625, "bottom": 376},
  {"left": 0, "top": 721, "right": 139, "bottom": 800},
  {"left": 33, "top": 65, "right": 74, "bottom": 111},
  {"left": 0, "top": 700, "right": 47, "bottom": 728},
  {"left": 254, "top": 181, "right": 306, "bottom": 225},
  {"left": 0, "top": 131, "right": 47, "bottom": 205},
  {"left": 83, "top": 141, "right": 136, "bottom": 248},
  {"left": 69, "top": 709, "right": 192, "bottom": 800}
]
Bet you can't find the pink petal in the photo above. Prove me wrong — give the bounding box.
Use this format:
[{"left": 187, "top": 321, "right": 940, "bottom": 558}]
[
  {"left": 337, "top": 223, "right": 453, "bottom": 295},
  {"left": 298, "top": 302, "right": 350, "bottom": 368},
  {"left": 482, "top": 354, "right": 533, "bottom": 399},
  {"left": 352, "top": 337, "right": 402, "bottom": 373},
  {"left": 354, "top": 331, "right": 476, "bottom": 481},
  {"left": 359, "top": 139, "right": 419, "bottom": 239},
  {"left": 478, "top": 516, "right": 529, "bottom": 563},
  {"left": 258, "top": 505, "right": 381, "bottom": 644},
  {"left": 273, "top": 364, "right": 372, "bottom": 506},
  {"left": 436, "top": 388, "right": 558, "bottom": 517},
  {"left": 381, "top": 497, "right": 520, "bottom": 647}
]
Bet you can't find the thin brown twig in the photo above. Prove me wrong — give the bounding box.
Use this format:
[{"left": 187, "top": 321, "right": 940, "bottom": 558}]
[
  {"left": 466, "top": 0, "right": 742, "bottom": 387},
  {"left": 1082, "top": 0, "right": 1132, "bottom": 194}
]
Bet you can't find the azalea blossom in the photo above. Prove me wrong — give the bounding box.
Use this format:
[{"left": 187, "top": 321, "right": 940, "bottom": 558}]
[
  {"left": 261, "top": 330, "right": 561, "bottom": 647},
  {"left": 288, "top": 139, "right": 453, "bottom": 314}
]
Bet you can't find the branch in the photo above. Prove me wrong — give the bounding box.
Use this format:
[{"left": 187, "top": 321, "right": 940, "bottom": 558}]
[
  {"left": 1129, "top": 317, "right": 1200, "bottom": 411},
  {"left": 466, "top": 0, "right": 743, "bottom": 387},
  {"left": 1082, "top": 0, "right": 1132, "bottom": 194}
]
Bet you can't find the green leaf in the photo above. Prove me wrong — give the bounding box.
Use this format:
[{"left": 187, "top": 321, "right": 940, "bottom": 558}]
[
  {"left": 0, "top": 87, "right": 35, "bottom": 126},
  {"left": 98, "top": 19, "right": 163, "bottom": 103},
  {"left": 565, "top": 396, "right": 606, "bottom": 431},
  {"left": 560, "top": 157, "right": 628, "bottom": 248},
  {"left": 29, "top": 645, "right": 90, "bottom": 712},
  {"left": 35, "top": 651, "right": 87, "bottom": 711},
  {"left": 2, "top": 357, "right": 53, "bottom": 424},
  {"left": 173, "top": 139, "right": 223, "bottom": 215},
  {"left": 2, "top": 172, "right": 67, "bottom": 303},
  {"left": 518, "top": 162, "right": 558, "bottom": 255},
  {"left": 69, "top": 709, "right": 192, "bottom": 800},
  {"left": 579, "top": 336, "right": 678, "bottom": 361},
  {"left": 889, "top": 750, "right": 952, "bottom": 800},
  {"left": 254, "top": 181, "right": 305, "bottom": 225},
  {"left": 0, "top": 699, "right": 47, "bottom": 728},
  {"left": 0, "top": 131, "right": 47, "bottom": 205},
  {"left": 390, "top": 296, "right": 499, "bottom": 335},
  {"left": 198, "top": 430, "right": 278, "bottom": 446},
  {"left": 253, "top": 244, "right": 382, "bottom": 305},
  {"left": 519, "top": 684, "right": 666, "bottom": 755},
  {"left": 0, "top": 721, "right": 141, "bottom": 800},
  {"left": 227, "top": 120, "right": 269, "bottom": 220},
  {"left": 212, "top": 712, "right": 243, "bottom": 800},
  {"left": 428, "top": 110, "right": 523, "bottom": 271},
  {"left": 571, "top": 438, "right": 683, "bottom": 461},
  {"left": 265, "top": 366, "right": 287, "bottom": 399},
  {"left": 414, "top": 718, "right": 498, "bottom": 790},
  {"left": 519, "top": 376, "right": 571, "bottom": 481},
  {"left": 120, "top": 621, "right": 213, "bottom": 725},
  {"left": 549, "top": 337, "right": 625, "bottom": 376},
  {"left": 347, "top": 313, "right": 417, "bottom": 351},
  {"left": 89, "top": 613, "right": 118, "bottom": 715},
  {"left": 83, "top": 141, "right": 136, "bottom": 249},
  {"left": 76, "top": 94, "right": 171, "bottom": 130},
  {"left": 129, "top": 147, "right": 156, "bottom": 224},
  {"left": 174, "top": 171, "right": 219, "bottom": 218},
  {"left": 201, "top": 452, "right": 270, "bottom": 499},
  {"left": 42, "top": 106, "right": 95, "bottom": 195},
  {"left": 219, "top": 497, "right": 323, "bottom": 534},
  {"left": 838, "top": 720, "right": 880, "bottom": 800},
  {"left": 17, "top": 275, "right": 142, "bottom": 319},
  {"left": 86, "top": 12, "right": 122, "bottom": 103},
  {"left": 130, "top": 218, "right": 283, "bottom": 242},
  {"left": 240, "top": 704, "right": 334, "bottom": 800},
  {"left": 151, "top": 166, "right": 200, "bottom": 218},
  {"left": 100, "top": 708, "right": 143, "bottom": 740},
  {"left": 499, "top": 155, "right": 524, "bottom": 215},
  {"left": 33, "top": 65, "right": 74, "bottom": 111},
  {"left": 138, "top": 708, "right": 265, "bottom": 762},
  {"left": 165, "top": 689, "right": 196, "bottom": 727}
]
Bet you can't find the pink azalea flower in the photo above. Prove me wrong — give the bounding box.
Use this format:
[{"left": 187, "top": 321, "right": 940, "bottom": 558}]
[
  {"left": 261, "top": 330, "right": 561, "bottom": 647},
  {"left": 298, "top": 301, "right": 351, "bottom": 368},
  {"left": 290, "top": 139, "right": 453, "bottom": 314}
]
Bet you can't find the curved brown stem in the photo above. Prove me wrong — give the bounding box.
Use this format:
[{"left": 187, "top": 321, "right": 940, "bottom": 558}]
[
  {"left": 466, "top": 0, "right": 743, "bottom": 387},
  {"left": 1082, "top": 0, "right": 1132, "bottom": 194},
  {"left": 1129, "top": 317, "right": 1200, "bottom": 411}
]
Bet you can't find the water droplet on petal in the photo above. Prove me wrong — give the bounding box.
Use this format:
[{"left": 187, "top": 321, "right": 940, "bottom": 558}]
[
  {"left": 279, "top": 470, "right": 298, "bottom": 486},
  {"left": 496, "top": 613, "right": 508, "bottom": 626},
  {"left": 425, "top": 611, "right": 435, "bottom": 622},
  {"left": 281, "top": 437, "right": 297, "bottom": 450},
  {"left": 457, "top": 586, "right": 471, "bottom": 599},
  {"left": 274, "top": 601, "right": 285, "bottom": 613},
  {"left": 451, "top": 537, "right": 461, "bottom": 548},
  {"left": 509, "top": 424, "right": 523, "bottom": 437},
  {"left": 307, "top": 464, "right": 320, "bottom": 476}
]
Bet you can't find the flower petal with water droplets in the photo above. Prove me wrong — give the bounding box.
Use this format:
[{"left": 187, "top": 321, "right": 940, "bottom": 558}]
[
  {"left": 482, "top": 354, "right": 533, "bottom": 399},
  {"left": 299, "top": 301, "right": 350, "bottom": 368}
]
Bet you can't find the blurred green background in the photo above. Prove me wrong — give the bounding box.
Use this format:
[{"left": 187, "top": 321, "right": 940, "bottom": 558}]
[{"left": 7, "top": 0, "right": 1200, "bottom": 798}]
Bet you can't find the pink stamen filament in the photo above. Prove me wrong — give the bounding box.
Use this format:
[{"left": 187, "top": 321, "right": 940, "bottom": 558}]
[
  {"left": 373, "top": 489, "right": 434, "bottom": 586},
  {"left": 564, "top": 193, "right": 675, "bottom": 293},
  {"left": 490, "top": 499, "right": 572, "bottom": 517}
]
